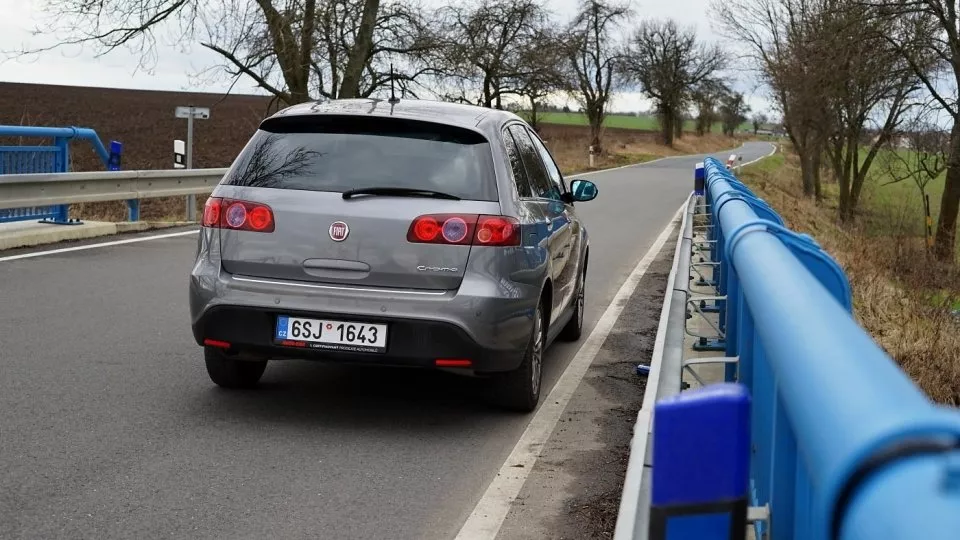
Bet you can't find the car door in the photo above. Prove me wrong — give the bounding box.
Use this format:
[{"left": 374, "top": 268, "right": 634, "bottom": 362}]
[
  {"left": 506, "top": 124, "right": 573, "bottom": 325},
  {"left": 527, "top": 128, "right": 581, "bottom": 314}
]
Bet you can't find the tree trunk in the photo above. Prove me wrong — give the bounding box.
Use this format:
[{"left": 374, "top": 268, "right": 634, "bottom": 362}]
[
  {"left": 587, "top": 103, "right": 604, "bottom": 153},
  {"left": 799, "top": 148, "right": 816, "bottom": 197},
  {"left": 529, "top": 95, "right": 540, "bottom": 132},
  {"left": 661, "top": 105, "right": 674, "bottom": 147},
  {"left": 813, "top": 148, "right": 823, "bottom": 201},
  {"left": 675, "top": 113, "right": 683, "bottom": 140},
  {"left": 338, "top": 0, "right": 381, "bottom": 98},
  {"left": 934, "top": 121, "right": 960, "bottom": 261}
]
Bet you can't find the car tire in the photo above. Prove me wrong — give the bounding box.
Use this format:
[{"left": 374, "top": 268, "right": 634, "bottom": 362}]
[
  {"left": 490, "top": 299, "right": 546, "bottom": 413},
  {"left": 558, "top": 268, "right": 586, "bottom": 342},
  {"left": 204, "top": 347, "right": 267, "bottom": 389}
]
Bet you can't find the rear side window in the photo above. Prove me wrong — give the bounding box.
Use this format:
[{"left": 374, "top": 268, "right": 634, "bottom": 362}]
[
  {"left": 222, "top": 115, "right": 499, "bottom": 201},
  {"left": 503, "top": 129, "right": 533, "bottom": 198},
  {"left": 507, "top": 125, "right": 556, "bottom": 200}
]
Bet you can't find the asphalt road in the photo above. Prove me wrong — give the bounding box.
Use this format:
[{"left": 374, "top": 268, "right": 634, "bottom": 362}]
[{"left": 0, "top": 142, "right": 773, "bottom": 540}]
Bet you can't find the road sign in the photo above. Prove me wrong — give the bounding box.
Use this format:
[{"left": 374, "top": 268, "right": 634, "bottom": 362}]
[
  {"left": 175, "top": 106, "right": 210, "bottom": 120},
  {"left": 174, "top": 139, "right": 185, "bottom": 169}
]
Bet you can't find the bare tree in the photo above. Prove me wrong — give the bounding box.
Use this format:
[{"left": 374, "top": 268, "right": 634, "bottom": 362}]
[
  {"left": 625, "top": 20, "right": 727, "bottom": 146},
  {"left": 810, "top": 1, "right": 926, "bottom": 221},
  {"left": 720, "top": 90, "right": 751, "bottom": 136},
  {"left": 563, "top": 0, "right": 631, "bottom": 153},
  {"left": 878, "top": 118, "right": 950, "bottom": 249},
  {"left": 437, "top": 0, "right": 551, "bottom": 109},
  {"left": 692, "top": 78, "right": 729, "bottom": 136},
  {"left": 19, "top": 0, "right": 438, "bottom": 105},
  {"left": 753, "top": 113, "right": 769, "bottom": 134},
  {"left": 860, "top": 0, "right": 960, "bottom": 261},
  {"left": 515, "top": 29, "right": 571, "bottom": 131},
  {"left": 713, "top": 0, "right": 831, "bottom": 198}
]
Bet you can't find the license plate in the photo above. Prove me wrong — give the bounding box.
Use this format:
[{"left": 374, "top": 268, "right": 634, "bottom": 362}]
[{"left": 274, "top": 315, "right": 388, "bottom": 353}]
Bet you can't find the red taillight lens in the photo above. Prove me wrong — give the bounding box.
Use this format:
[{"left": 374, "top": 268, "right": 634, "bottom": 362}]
[
  {"left": 202, "top": 198, "right": 222, "bottom": 227},
  {"left": 201, "top": 197, "right": 274, "bottom": 233},
  {"left": 476, "top": 216, "right": 520, "bottom": 246},
  {"left": 412, "top": 216, "right": 443, "bottom": 242},
  {"left": 407, "top": 214, "right": 520, "bottom": 246},
  {"left": 408, "top": 214, "right": 477, "bottom": 244},
  {"left": 248, "top": 206, "right": 273, "bottom": 231}
]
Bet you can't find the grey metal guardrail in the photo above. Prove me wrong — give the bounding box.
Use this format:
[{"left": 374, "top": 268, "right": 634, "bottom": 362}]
[
  {"left": 613, "top": 192, "right": 695, "bottom": 539},
  {"left": 0, "top": 168, "right": 228, "bottom": 220}
]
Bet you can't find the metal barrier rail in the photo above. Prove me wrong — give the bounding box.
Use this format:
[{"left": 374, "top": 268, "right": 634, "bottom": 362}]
[
  {"left": 615, "top": 156, "right": 960, "bottom": 540},
  {"left": 0, "top": 168, "right": 228, "bottom": 220},
  {"left": 0, "top": 125, "right": 122, "bottom": 224}
]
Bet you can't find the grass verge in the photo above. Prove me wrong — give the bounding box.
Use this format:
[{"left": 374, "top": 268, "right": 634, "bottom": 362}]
[{"left": 739, "top": 151, "right": 960, "bottom": 405}]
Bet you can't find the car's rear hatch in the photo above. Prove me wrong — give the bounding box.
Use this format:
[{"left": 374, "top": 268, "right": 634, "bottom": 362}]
[{"left": 214, "top": 113, "right": 502, "bottom": 291}]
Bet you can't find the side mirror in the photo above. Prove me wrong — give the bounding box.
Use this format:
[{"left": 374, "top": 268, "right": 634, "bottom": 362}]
[{"left": 569, "top": 179, "right": 598, "bottom": 202}]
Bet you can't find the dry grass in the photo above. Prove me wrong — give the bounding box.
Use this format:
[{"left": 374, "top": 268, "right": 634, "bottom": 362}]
[
  {"left": 538, "top": 124, "right": 742, "bottom": 175},
  {"left": 740, "top": 152, "right": 960, "bottom": 405}
]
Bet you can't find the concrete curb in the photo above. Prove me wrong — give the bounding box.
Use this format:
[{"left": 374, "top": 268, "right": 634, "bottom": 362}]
[{"left": 0, "top": 221, "right": 195, "bottom": 251}]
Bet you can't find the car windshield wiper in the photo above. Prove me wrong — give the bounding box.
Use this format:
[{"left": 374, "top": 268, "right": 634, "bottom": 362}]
[{"left": 341, "top": 187, "right": 461, "bottom": 200}]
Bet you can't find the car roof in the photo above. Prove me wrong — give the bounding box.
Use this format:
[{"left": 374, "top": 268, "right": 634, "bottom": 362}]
[{"left": 265, "top": 98, "right": 526, "bottom": 134}]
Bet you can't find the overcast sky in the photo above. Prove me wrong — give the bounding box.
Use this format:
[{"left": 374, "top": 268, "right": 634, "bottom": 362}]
[{"left": 0, "top": 0, "right": 773, "bottom": 115}]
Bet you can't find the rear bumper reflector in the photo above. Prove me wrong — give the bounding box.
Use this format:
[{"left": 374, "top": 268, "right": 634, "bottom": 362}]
[
  {"left": 203, "top": 339, "right": 232, "bottom": 349},
  {"left": 435, "top": 359, "right": 472, "bottom": 367}
]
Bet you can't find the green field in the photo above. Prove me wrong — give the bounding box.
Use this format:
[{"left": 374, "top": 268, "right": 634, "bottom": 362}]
[
  {"left": 743, "top": 148, "right": 955, "bottom": 255},
  {"left": 858, "top": 149, "right": 947, "bottom": 238},
  {"left": 529, "top": 111, "right": 753, "bottom": 134}
]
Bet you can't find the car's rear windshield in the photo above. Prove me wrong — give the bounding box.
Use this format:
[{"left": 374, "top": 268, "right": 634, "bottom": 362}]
[{"left": 221, "top": 114, "right": 499, "bottom": 201}]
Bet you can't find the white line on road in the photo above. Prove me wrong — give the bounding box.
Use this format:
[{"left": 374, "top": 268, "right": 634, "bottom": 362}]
[
  {"left": 453, "top": 203, "right": 685, "bottom": 540},
  {"left": 0, "top": 230, "right": 199, "bottom": 263}
]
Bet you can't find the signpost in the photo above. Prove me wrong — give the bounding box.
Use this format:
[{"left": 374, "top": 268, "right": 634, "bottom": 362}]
[{"left": 175, "top": 106, "right": 210, "bottom": 221}]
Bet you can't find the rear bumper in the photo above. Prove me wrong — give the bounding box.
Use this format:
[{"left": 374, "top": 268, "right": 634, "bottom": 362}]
[
  {"left": 188, "top": 227, "right": 542, "bottom": 373},
  {"left": 192, "top": 304, "right": 525, "bottom": 372}
]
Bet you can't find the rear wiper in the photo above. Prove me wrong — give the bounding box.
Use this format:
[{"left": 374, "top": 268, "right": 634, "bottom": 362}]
[{"left": 341, "top": 187, "right": 461, "bottom": 200}]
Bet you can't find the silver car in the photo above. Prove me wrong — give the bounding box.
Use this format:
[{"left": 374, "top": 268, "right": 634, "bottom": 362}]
[{"left": 189, "top": 98, "right": 598, "bottom": 411}]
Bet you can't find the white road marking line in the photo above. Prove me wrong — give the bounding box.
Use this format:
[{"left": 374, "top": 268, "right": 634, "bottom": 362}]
[
  {"left": 739, "top": 143, "right": 778, "bottom": 168},
  {"left": 0, "top": 230, "right": 199, "bottom": 262},
  {"left": 453, "top": 203, "right": 685, "bottom": 540}
]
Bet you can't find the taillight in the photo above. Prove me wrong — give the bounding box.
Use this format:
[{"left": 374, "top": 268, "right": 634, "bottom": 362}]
[
  {"left": 407, "top": 214, "right": 520, "bottom": 246},
  {"left": 202, "top": 197, "right": 274, "bottom": 233},
  {"left": 408, "top": 214, "right": 477, "bottom": 245},
  {"left": 476, "top": 216, "right": 520, "bottom": 246}
]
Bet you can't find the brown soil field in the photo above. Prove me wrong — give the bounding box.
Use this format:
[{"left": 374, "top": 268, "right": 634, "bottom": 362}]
[
  {"left": 0, "top": 82, "right": 743, "bottom": 221},
  {"left": 0, "top": 82, "right": 277, "bottom": 172}
]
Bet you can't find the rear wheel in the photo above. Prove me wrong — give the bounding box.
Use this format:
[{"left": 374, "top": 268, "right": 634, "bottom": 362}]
[
  {"left": 204, "top": 347, "right": 267, "bottom": 389},
  {"left": 490, "top": 301, "right": 545, "bottom": 412}
]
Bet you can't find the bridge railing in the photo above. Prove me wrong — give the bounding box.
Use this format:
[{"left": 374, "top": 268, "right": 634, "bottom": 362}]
[
  {"left": 0, "top": 125, "right": 122, "bottom": 224},
  {"left": 616, "top": 156, "right": 960, "bottom": 540}
]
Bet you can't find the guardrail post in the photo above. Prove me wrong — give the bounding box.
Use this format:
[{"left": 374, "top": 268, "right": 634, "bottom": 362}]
[
  {"left": 649, "top": 383, "right": 751, "bottom": 540},
  {"left": 50, "top": 136, "right": 72, "bottom": 225}
]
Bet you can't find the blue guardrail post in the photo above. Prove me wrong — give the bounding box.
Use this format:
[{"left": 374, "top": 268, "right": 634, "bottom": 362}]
[{"left": 649, "top": 383, "right": 751, "bottom": 540}]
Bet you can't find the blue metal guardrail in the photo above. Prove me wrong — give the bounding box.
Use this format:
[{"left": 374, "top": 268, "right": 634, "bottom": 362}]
[
  {"left": 0, "top": 125, "right": 122, "bottom": 224},
  {"left": 649, "top": 156, "right": 960, "bottom": 539}
]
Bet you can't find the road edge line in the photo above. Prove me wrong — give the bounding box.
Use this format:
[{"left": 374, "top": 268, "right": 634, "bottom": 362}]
[
  {"left": 453, "top": 203, "right": 685, "bottom": 540},
  {"left": 0, "top": 229, "right": 199, "bottom": 263}
]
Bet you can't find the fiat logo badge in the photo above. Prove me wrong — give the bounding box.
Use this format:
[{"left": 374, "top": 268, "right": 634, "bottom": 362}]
[{"left": 329, "top": 221, "right": 349, "bottom": 242}]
